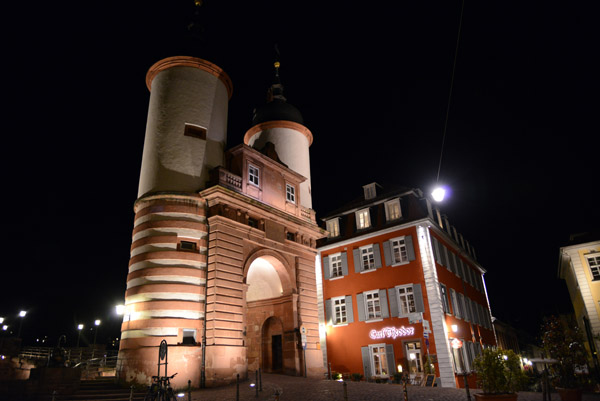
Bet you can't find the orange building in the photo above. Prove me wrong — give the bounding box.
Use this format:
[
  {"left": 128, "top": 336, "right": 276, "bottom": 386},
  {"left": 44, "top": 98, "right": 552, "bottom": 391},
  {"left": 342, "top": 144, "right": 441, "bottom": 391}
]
[{"left": 317, "top": 183, "right": 496, "bottom": 388}]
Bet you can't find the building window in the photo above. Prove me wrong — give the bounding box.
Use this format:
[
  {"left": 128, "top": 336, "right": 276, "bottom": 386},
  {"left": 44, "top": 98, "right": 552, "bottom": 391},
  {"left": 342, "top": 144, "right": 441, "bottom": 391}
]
[
  {"left": 391, "top": 237, "right": 408, "bottom": 264},
  {"left": 364, "top": 290, "right": 382, "bottom": 320},
  {"left": 183, "top": 123, "right": 207, "bottom": 140},
  {"left": 396, "top": 285, "right": 416, "bottom": 316},
  {"left": 330, "top": 253, "right": 343, "bottom": 278},
  {"left": 440, "top": 284, "right": 450, "bottom": 314},
  {"left": 286, "top": 231, "right": 296, "bottom": 241},
  {"left": 179, "top": 240, "right": 197, "bottom": 252},
  {"left": 369, "top": 344, "right": 389, "bottom": 376},
  {"left": 248, "top": 217, "right": 259, "bottom": 228},
  {"left": 326, "top": 218, "right": 340, "bottom": 237},
  {"left": 587, "top": 255, "right": 600, "bottom": 281},
  {"left": 384, "top": 199, "right": 401, "bottom": 221},
  {"left": 355, "top": 208, "right": 371, "bottom": 230},
  {"left": 360, "top": 245, "right": 376, "bottom": 271},
  {"left": 332, "top": 296, "right": 347, "bottom": 325},
  {"left": 286, "top": 183, "right": 296, "bottom": 203},
  {"left": 182, "top": 329, "right": 197, "bottom": 345},
  {"left": 248, "top": 164, "right": 260, "bottom": 187},
  {"left": 450, "top": 288, "right": 461, "bottom": 318},
  {"left": 405, "top": 341, "right": 423, "bottom": 376}
]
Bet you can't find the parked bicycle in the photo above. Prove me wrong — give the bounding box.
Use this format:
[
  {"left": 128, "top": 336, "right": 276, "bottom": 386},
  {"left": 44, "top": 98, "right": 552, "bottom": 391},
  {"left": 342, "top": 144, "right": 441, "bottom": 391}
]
[{"left": 144, "top": 372, "right": 178, "bottom": 401}]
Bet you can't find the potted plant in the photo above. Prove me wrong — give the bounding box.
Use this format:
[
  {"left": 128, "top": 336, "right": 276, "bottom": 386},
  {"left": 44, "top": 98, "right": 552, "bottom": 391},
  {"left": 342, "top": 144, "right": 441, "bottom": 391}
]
[
  {"left": 473, "top": 348, "right": 526, "bottom": 400},
  {"left": 541, "top": 315, "right": 588, "bottom": 401}
]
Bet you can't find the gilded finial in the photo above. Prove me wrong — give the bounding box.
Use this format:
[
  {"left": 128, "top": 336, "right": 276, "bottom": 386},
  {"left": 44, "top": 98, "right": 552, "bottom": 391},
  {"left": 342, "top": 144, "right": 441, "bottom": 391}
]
[{"left": 274, "top": 61, "right": 280, "bottom": 69}]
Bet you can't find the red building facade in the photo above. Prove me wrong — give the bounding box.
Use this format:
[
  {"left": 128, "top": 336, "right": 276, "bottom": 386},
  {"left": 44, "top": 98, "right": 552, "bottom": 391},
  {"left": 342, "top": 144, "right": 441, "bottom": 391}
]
[{"left": 317, "top": 184, "right": 496, "bottom": 388}]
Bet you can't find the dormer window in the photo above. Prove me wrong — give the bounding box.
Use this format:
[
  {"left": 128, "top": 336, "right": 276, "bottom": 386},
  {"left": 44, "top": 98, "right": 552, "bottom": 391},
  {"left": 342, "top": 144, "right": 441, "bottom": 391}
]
[
  {"left": 248, "top": 164, "right": 260, "bottom": 187},
  {"left": 384, "top": 199, "right": 401, "bottom": 221},
  {"left": 363, "top": 183, "right": 379, "bottom": 200},
  {"left": 326, "top": 218, "right": 340, "bottom": 238},
  {"left": 355, "top": 208, "right": 371, "bottom": 230},
  {"left": 286, "top": 183, "right": 296, "bottom": 203}
]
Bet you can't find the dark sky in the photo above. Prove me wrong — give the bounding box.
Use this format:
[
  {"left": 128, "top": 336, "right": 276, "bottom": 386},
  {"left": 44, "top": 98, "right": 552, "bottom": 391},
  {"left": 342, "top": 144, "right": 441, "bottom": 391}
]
[{"left": 1, "top": 1, "right": 597, "bottom": 348}]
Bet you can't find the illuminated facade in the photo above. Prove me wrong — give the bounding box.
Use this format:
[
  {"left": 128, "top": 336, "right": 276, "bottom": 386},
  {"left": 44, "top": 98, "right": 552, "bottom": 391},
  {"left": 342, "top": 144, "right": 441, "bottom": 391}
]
[
  {"left": 117, "top": 55, "right": 326, "bottom": 388},
  {"left": 317, "top": 183, "right": 496, "bottom": 388},
  {"left": 558, "top": 233, "right": 600, "bottom": 371}
]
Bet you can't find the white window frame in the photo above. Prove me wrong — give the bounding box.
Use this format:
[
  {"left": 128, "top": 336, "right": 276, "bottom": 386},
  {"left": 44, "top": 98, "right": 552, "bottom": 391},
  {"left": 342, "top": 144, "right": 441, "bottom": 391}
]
[
  {"left": 355, "top": 208, "right": 371, "bottom": 230},
  {"left": 395, "top": 284, "right": 416, "bottom": 316},
  {"left": 369, "top": 343, "right": 390, "bottom": 377},
  {"left": 285, "top": 183, "right": 296, "bottom": 203},
  {"left": 332, "top": 296, "right": 347, "bottom": 326},
  {"left": 587, "top": 254, "right": 600, "bottom": 281},
  {"left": 248, "top": 164, "right": 260, "bottom": 187},
  {"left": 329, "top": 252, "right": 343, "bottom": 279},
  {"left": 384, "top": 198, "right": 401, "bottom": 221},
  {"left": 390, "top": 236, "right": 409, "bottom": 265},
  {"left": 326, "top": 218, "right": 340, "bottom": 238},
  {"left": 364, "top": 289, "right": 382, "bottom": 320},
  {"left": 360, "top": 245, "right": 376, "bottom": 272}
]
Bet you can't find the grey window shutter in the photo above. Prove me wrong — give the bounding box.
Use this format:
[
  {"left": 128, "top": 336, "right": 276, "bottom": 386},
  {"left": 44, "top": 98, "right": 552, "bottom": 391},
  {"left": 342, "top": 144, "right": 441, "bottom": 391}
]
[
  {"left": 385, "top": 344, "right": 396, "bottom": 375},
  {"left": 373, "top": 244, "right": 382, "bottom": 269},
  {"left": 440, "top": 245, "right": 448, "bottom": 267},
  {"left": 448, "top": 252, "right": 456, "bottom": 274},
  {"left": 345, "top": 295, "right": 354, "bottom": 323},
  {"left": 361, "top": 346, "right": 372, "bottom": 378},
  {"left": 405, "top": 235, "right": 416, "bottom": 261},
  {"left": 388, "top": 288, "right": 399, "bottom": 317},
  {"left": 383, "top": 240, "right": 392, "bottom": 265},
  {"left": 379, "top": 289, "right": 389, "bottom": 318},
  {"left": 325, "top": 299, "right": 333, "bottom": 326},
  {"left": 323, "top": 256, "right": 331, "bottom": 280},
  {"left": 413, "top": 284, "right": 425, "bottom": 313},
  {"left": 357, "top": 293, "right": 366, "bottom": 322},
  {"left": 341, "top": 252, "right": 349, "bottom": 276},
  {"left": 353, "top": 248, "right": 361, "bottom": 273},
  {"left": 432, "top": 236, "right": 441, "bottom": 263}
]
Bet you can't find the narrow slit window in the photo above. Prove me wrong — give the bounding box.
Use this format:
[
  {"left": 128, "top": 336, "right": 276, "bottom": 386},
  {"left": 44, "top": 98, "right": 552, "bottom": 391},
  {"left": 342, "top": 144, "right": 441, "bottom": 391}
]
[{"left": 184, "top": 124, "right": 207, "bottom": 140}]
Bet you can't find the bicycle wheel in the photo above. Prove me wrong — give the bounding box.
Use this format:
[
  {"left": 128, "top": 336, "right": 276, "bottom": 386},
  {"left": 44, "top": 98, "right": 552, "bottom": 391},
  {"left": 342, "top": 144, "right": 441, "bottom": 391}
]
[{"left": 165, "top": 387, "right": 178, "bottom": 401}]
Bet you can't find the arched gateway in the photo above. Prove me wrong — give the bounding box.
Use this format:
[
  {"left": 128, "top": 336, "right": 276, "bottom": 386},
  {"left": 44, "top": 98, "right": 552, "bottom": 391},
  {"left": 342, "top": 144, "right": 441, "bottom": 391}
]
[{"left": 118, "top": 54, "right": 325, "bottom": 389}]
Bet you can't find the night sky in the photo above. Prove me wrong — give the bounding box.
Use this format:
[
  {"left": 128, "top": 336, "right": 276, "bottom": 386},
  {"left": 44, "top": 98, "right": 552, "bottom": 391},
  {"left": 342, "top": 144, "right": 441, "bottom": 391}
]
[{"left": 1, "top": 1, "right": 597, "bottom": 349}]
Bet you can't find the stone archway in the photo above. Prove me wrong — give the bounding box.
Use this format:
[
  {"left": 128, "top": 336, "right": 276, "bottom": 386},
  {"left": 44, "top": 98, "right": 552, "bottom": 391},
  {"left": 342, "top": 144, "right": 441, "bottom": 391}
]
[{"left": 243, "top": 248, "right": 300, "bottom": 375}]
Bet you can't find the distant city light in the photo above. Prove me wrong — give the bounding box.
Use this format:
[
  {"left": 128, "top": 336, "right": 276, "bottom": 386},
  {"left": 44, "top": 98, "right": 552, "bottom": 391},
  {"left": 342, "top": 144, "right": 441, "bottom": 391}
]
[
  {"left": 2, "top": 325, "right": 7, "bottom": 331},
  {"left": 431, "top": 187, "right": 446, "bottom": 202},
  {"left": 95, "top": 319, "right": 101, "bottom": 326},
  {"left": 78, "top": 324, "right": 84, "bottom": 330},
  {"left": 19, "top": 311, "right": 27, "bottom": 318},
  {"left": 0, "top": 317, "right": 4, "bottom": 324}
]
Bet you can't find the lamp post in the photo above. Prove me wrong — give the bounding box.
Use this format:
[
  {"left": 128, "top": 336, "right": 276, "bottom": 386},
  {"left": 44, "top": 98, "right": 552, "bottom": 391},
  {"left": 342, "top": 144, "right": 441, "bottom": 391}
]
[
  {"left": 77, "top": 324, "right": 84, "bottom": 347},
  {"left": 92, "top": 319, "right": 101, "bottom": 358},
  {"left": 17, "top": 310, "right": 27, "bottom": 339}
]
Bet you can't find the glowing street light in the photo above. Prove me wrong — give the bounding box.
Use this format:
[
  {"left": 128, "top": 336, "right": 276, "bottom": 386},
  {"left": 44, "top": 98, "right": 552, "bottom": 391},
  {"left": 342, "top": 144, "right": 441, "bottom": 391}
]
[
  {"left": 431, "top": 187, "right": 446, "bottom": 202},
  {"left": 115, "top": 305, "right": 125, "bottom": 315},
  {"left": 0, "top": 317, "right": 4, "bottom": 324}
]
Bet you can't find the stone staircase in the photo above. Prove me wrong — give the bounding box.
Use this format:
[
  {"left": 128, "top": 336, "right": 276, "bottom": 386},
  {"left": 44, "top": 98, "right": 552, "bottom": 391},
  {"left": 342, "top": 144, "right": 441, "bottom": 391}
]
[{"left": 48, "top": 377, "right": 147, "bottom": 401}]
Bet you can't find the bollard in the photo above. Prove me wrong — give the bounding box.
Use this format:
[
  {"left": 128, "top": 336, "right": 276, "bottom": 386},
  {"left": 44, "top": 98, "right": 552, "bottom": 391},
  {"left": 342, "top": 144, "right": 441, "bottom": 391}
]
[
  {"left": 259, "top": 367, "right": 262, "bottom": 391},
  {"left": 343, "top": 380, "right": 348, "bottom": 401},
  {"left": 129, "top": 385, "right": 134, "bottom": 401},
  {"left": 402, "top": 374, "right": 409, "bottom": 401},
  {"left": 463, "top": 371, "right": 471, "bottom": 401},
  {"left": 328, "top": 362, "right": 332, "bottom": 380},
  {"left": 236, "top": 374, "right": 240, "bottom": 401},
  {"left": 188, "top": 379, "right": 192, "bottom": 401},
  {"left": 255, "top": 370, "right": 259, "bottom": 397},
  {"left": 275, "top": 389, "right": 280, "bottom": 401},
  {"left": 51, "top": 390, "right": 57, "bottom": 401}
]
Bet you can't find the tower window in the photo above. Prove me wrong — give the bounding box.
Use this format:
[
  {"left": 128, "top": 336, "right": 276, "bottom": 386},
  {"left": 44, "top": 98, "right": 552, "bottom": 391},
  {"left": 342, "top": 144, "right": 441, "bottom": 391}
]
[
  {"left": 587, "top": 254, "right": 600, "bottom": 281},
  {"left": 286, "top": 231, "right": 296, "bottom": 241},
  {"left": 248, "top": 217, "right": 259, "bottom": 228},
  {"left": 286, "top": 184, "right": 296, "bottom": 203},
  {"left": 179, "top": 241, "right": 198, "bottom": 252},
  {"left": 184, "top": 123, "right": 207, "bottom": 140},
  {"left": 248, "top": 164, "right": 260, "bottom": 187},
  {"left": 182, "top": 329, "right": 197, "bottom": 345}
]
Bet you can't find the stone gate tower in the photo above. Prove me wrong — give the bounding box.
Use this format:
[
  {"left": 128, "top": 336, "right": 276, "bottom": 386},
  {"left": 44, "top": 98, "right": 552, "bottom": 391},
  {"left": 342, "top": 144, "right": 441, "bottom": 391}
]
[{"left": 117, "top": 34, "right": 325, "bottom": 390}]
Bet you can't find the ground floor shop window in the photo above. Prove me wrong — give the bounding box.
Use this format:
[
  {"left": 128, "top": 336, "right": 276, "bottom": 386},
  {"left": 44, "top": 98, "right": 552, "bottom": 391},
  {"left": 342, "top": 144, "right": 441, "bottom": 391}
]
[
  {"left": 361, "top": 343, "right": 395, "bottom": 378},
  {"left": 405, "top": 341, "right": 423, "bottom": 378}
]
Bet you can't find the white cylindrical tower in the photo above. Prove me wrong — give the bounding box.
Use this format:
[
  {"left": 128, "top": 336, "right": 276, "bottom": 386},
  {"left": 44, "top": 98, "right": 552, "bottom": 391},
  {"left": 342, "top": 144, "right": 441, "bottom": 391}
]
[
  {"left": 138, "top": 56, "right": 233, "bottom": 197},
  {"left": 243, "top": 64, "right": 314, "bottom": 209}
]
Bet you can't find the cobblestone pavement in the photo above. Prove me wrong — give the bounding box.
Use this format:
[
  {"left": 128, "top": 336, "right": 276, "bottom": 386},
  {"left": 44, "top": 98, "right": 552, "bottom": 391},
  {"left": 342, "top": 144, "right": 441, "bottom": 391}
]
[{"left": 189, "top": 374, "right": 600, "bottom": 401}]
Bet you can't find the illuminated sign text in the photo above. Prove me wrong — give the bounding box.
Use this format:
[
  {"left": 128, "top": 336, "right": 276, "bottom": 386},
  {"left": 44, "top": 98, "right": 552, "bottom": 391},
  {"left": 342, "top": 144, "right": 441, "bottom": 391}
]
[{"left": 369, "top": 326, "right": 415, "bottom": 340}]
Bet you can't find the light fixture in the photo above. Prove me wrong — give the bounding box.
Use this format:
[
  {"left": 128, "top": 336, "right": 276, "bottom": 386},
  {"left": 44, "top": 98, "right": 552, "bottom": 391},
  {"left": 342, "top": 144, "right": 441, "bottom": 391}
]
[
  {"left": 409, "top": 353, "right": 416, "bottom": 360},
  {"left": 432, "top": 187, "right": 446, "bottom": 202},
  {"left": 19, "top": 311, "right": 27, "bottom": 318},
  {"left": 0, "top": 317, "right": 4, "bottom": 324},
  {"left": 115, "top": 305, "right": 125, "bottom": 315},
  {"left": 2, "top": 325, "right": 7, "bottom": 331},
  {"left": 451, "top": 324, "right": 458, "bottom": 333},
  {"left": 78, "top": 324, "right": 84, "bottom": 330},
  {"left": 95, "top": 319, "right": 101, "bottom": 326}
]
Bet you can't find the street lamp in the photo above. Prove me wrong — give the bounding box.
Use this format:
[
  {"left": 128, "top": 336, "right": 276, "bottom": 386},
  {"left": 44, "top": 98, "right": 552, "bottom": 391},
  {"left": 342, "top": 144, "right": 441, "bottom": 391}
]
[
  {"left": 17, "top": 310, "right": 27, "bottom": 338},
  {"left": 77, "top": 324, "right": 84, "bottom": 348},
  {"left": 0, "top": 317, "right": 4, "bottom": 324},
  {"left": 92, "top": 320, "right": 101, "bottom": 358},
  {"left": 431, "top": 186, "right": 446, "bottom": 202}
]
